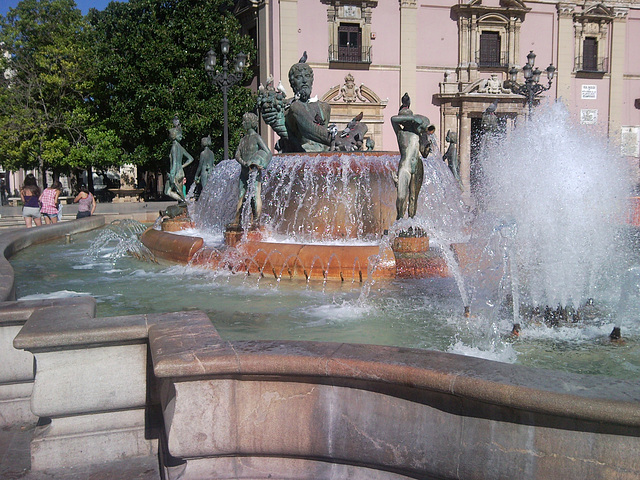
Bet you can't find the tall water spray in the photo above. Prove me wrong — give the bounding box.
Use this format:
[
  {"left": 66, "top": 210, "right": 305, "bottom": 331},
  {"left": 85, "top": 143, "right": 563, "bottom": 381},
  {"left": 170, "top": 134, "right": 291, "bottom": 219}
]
[{"left": 474, "top": 102, "right": 633, "bottom": 311}]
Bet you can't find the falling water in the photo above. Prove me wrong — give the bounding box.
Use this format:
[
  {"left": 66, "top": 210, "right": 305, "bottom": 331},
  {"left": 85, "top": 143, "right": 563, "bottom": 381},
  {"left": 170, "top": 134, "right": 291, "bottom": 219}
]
[
  {"left": 87, "top": 219, "right": 155, "bottom": 263},
  {"left": 474, "top": 102, "right": 633, "bottom": 311}
]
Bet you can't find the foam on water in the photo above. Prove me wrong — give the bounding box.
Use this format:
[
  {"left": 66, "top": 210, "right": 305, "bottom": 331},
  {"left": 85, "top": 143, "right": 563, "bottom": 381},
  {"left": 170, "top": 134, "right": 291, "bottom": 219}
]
[
  {"left": 448, "top": 340, "right": 519, "bottom": 364},
  {"left": 473, "top": 102, "right": 633, "bottom": 310},
  {"left": 19, "top": 290, "right": 92, "bottom": 301},
  {"left": 301, "top": 301, "right": 373, "bottom": 323}
]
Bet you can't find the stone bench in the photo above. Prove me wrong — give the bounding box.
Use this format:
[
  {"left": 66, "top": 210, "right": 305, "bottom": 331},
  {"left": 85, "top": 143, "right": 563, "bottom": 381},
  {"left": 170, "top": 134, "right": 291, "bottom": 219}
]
[{"left": 7, "top": 195, "right": 76, "bottom": 207}]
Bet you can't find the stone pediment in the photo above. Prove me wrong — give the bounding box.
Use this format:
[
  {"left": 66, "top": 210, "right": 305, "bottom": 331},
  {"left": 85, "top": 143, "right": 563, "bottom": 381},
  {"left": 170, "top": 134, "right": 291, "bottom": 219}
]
[
  {"left": 578, "top": 3, "right": 614, "bottom": 20},
  {"left": 322, "top": 73, "right": 388, "bottom": 105},
  {"left": 454, "top": 0, "right": 530, "bottom": 17}
]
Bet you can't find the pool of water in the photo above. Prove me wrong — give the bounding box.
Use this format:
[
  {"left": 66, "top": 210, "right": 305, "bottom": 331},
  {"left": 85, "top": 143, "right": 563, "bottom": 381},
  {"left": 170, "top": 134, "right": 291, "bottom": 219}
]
[{"left": 10, "top": 228, "right": 640, "bottom": 379}]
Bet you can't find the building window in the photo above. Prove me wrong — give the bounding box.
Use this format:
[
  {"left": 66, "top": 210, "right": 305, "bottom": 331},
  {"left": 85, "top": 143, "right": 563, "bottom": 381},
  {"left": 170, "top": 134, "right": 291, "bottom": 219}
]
[
  {"left": 573, "top": 5, "right": 613, "bottom": 75},
  {"left": 338, "top": 23, "right": 362, "bottom": 62},
  {"left": 479, "top": 31, "right": 502, "bottom": 67},
  {"left": 326, "top": 1, "right": 375, "bottom": 65},
  {"left": 582, "top": 37, "right": 598, "bottom": 71}
]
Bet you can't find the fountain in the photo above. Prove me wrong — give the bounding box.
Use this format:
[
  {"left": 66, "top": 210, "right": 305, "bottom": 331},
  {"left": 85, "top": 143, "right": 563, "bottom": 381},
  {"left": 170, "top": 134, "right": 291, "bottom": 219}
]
[{"left": 4, "top": 55, "right": 640, "bottom": 479}]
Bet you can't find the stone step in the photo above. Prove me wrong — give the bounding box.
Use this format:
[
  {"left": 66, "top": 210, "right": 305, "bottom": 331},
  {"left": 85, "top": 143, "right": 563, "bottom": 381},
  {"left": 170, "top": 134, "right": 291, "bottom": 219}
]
[{"left": 0, "top": 214, "right": 77, "bottom": 229}]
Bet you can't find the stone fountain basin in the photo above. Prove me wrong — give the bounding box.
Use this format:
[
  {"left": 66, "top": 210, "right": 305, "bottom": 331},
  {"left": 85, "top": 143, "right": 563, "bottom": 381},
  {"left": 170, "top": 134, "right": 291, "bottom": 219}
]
[
  {"left": 140, "top": 226, "right": 465, "bottom": 281},
  {"left": 141, "top": 227, "right": 397, "bottom": 281},
  {"left": 3, "top": 217, "right": 640, "bottom": 479}
]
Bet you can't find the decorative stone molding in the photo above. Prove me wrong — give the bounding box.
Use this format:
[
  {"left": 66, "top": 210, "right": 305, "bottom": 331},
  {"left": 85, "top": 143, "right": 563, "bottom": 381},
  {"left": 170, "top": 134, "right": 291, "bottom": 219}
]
[
  {"left": 321, "top": 74, "right": 388, "bottom": 149},
  {"left": 613, "top": 7, "right": 629, "bottom": 19},
  {"left": 453, "top": 0, "right": 530, "bottom": 83},
  {"left": 322, "top": 0, "right": 377, "bottom": 64},
  {"left": 573, "top": 4, "right": 614, "bottom": 73},
  {"left": 326, "top": 73, "right": 370, "bottom": 103},
  {"left": 557, "top": 2, "right": 576, "bottom": 16}
]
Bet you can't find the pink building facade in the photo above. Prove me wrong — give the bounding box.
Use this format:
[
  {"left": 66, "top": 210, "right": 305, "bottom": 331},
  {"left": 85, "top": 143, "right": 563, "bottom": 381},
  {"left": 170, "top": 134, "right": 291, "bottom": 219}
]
[{"left": 236, "top": 0, "right": 640, "bottom": 199}]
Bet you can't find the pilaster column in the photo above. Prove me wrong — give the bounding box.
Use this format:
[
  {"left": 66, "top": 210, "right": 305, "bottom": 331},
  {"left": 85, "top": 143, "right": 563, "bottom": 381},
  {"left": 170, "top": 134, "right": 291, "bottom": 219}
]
[
  {"left": 279, "top": 0, "right": 298, "bottom": 88},
  {"left": 556, "top": 3, "right": 575, "bottom": 104},
  {"left": 469, "top": 15, "right": 478, "bottom": 81},
  {"left": 608, "top": 9, "right": 628, "bottom": 139},
  {"left": 459, "top": 112, "right": 472, "bottom": 204},
  {"left": 257, "top": 0, "right": 274, "bottom": 150},
  {"left": 458, "top": 17, "right": 470, "bottom": 83},
  {"left": 399, "top": 0, "right": 417, "bottom": 101}
]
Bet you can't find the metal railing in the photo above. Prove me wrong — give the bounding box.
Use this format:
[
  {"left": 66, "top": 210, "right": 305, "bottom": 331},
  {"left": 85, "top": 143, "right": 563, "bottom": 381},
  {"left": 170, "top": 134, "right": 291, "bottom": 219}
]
[
  {"left": 476, "top": 50, "right": 509, "bottom": 68},
  {"left": 328, "top": 45, "right": 372, "bottom": 64},
  {"left": 574, "top": 56, "right": 608, "bottom": 73}
]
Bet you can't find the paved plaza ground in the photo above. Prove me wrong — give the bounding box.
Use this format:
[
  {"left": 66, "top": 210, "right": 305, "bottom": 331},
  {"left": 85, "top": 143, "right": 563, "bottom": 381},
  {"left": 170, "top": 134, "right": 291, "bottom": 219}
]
[{"left": 0, "top": 424, "right": 159, "bottom": 479}]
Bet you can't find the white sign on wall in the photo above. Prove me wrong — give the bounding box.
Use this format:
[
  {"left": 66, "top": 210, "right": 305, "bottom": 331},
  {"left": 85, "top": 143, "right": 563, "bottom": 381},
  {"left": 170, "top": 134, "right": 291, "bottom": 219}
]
[
  {"left": 621, "top": 126, "right": 640, "bottom": 157},
  {"left": 580, "top": 109, "right": 598, "bottom": 124},
  {"left": 581, "top": 85, "right": 597, "bottom": 99}
]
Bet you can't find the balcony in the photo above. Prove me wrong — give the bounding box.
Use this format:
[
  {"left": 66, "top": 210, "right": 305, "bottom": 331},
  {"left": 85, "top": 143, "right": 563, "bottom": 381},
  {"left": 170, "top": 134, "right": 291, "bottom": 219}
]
[
  {"left": 574, "top": 56, "right": 608, "bottom": 74},
  {"left": 328, "top": 45, "right": 372, "bottom": 64},
  {"left": 476, "top": 50, "right": 509, "bottom": 68}
]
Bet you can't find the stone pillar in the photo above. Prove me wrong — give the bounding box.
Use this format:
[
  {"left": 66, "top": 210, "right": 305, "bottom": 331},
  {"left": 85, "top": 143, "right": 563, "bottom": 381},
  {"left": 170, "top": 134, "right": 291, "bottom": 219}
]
[
  {"left": 441, "top": 105, "right": 459, "bottom": 154},
  {"left": 459, "top": 112, "right": 472, "bottom": 204},
  {"left": 399, "top": 0, "right": 417, "bottom": 101},
  {"left": 458, "top": 17, "right": 470, "bottom": 83},
  {"left": 468, "top": 14, "right": 478, "bottom": 82},
  {"left": 608, "top": 9, "right": 628, "bottom": 139},
  {"left": 556, "top": 3, "right": 575, "bottom": 105},
  {"left": 279, "top": 0, "right": 298, "bottom": 89},
  {"left": 0, "top": 304, "right": 37, "bottom": 426},
  {"left": 257, "top": 0, "right": 274, "bottom": 150},
  {"left": 13, "top": 308, "right": 156, "bottom": 471}
]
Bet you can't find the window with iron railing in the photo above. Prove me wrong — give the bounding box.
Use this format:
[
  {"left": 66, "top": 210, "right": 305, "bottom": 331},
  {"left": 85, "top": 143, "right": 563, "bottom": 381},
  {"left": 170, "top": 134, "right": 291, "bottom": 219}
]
[
  {"left": 477, "top": 50, "right": 509, "bottom": 68},
  {"left": 328, "top": 23, "right": 371, "bottom": 63},
  {"left": 574, "top": 54, "right": 608, "bottom": 73},
  {"left": 478, "top": 31, "right": 505, "bottom": 67},
  {"left": 580, "top": 37, "right": 602, "bottom": 72},
  {"left": 328, "top": 45, "right": 372, "bottom": 63}
]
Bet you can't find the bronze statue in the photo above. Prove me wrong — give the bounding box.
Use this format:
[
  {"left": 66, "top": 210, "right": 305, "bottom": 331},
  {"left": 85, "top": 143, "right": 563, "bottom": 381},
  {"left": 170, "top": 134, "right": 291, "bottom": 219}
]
[
  {"left": 258, "top": 52, "right": 367, "bottom": 153},
  {"left": 233, "top": 112, "right": 272, "bottom": 226},
  {"left": 443, "top": 130, "right": 461, "bottom": 188},
  {"left": 391, "top": 93, "right": 430, "bottom": 220},
  {"left": 195, "top": 135, "right": 215, "bottom": 191},
  {"left": 481, "top": 99, "right": 500, "bottom": 135},
  {"left": 164, "top": 116, "right": 194, "bottom": 202}
]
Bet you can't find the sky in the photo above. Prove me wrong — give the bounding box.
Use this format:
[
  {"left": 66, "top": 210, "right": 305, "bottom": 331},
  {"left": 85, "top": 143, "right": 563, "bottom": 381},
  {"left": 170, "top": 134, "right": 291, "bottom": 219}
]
[{"left": 0, "top": 0, "right": 118, "bottom": 17}]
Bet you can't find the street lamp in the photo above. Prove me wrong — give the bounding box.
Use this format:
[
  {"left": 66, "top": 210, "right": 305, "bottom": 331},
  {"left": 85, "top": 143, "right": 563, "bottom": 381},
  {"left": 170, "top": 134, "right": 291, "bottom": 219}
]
[
  {"left": 204, "top": 38, "right": 247, "bottom": 160},
  {"left": 508, "top": 50, "right": 556, "bottom": 117}
]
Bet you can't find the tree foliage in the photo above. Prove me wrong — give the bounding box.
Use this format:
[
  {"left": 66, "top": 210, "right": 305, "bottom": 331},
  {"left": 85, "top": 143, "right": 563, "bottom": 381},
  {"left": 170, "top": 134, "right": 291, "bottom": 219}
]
[
  {"left": 0, "top": 0, "right": 122, "bottom": 177},
  {"left": 88, "top": 0, "right": 257, "bottom": 173}
]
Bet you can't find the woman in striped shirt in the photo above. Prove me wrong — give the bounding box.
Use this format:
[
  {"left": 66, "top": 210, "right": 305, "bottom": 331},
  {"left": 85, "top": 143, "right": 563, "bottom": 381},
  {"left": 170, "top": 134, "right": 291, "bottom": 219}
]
[{"left": 39, "top": 181, "right": 62, "bottom": 224}]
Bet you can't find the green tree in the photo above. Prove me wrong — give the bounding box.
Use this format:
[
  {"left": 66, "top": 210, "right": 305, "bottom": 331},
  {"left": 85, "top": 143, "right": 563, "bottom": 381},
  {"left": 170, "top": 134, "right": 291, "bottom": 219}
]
[
  {"left": 0, "top": 0, "right": 122, "bottom": 184},
  {"left": 88, "top": 0, "right": 256, "bottom": 174}
]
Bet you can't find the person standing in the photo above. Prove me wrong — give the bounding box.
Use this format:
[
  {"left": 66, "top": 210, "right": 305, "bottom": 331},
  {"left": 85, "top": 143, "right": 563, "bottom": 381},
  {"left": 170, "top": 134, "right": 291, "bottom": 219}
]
[
  {"left": 0, "top": 178, "right": 9, "bottom": 206},
  {"left": 19, "top": 174, "right": 42, "bottom": 228},
  {"left": 73, "top": 185, "right": 96, "bottom": 218},
  {"left": 39, "top": 181, "right": 61, "bottom": 224}
]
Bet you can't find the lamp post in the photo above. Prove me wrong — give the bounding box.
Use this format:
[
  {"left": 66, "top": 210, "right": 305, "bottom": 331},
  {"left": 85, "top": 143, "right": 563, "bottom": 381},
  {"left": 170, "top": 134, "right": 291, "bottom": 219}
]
[
  {"left": 508, "top": 50, "right": 556, "bottom": 117},
  {"left": 204, "top": 38, "right": 247, "bottom": 160}
]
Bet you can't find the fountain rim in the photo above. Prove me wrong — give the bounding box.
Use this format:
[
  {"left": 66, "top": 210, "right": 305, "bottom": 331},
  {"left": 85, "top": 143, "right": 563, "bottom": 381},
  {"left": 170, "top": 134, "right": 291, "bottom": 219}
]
[{"left": 3, "top": 220, "right": 640, "bottom": 423}]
